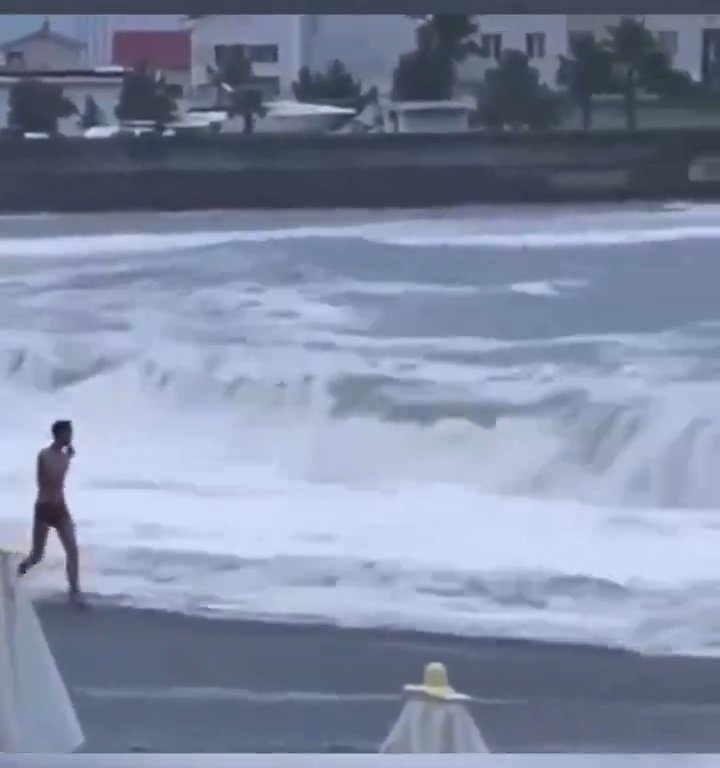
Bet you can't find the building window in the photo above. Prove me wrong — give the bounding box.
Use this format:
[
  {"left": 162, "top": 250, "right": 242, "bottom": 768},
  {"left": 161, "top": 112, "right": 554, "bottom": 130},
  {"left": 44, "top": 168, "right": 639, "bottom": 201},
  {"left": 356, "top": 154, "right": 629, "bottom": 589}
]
[
  {"left": 480, "top": 33, "right": 502, "bottom": 60},
  {"left": 5, "top": 50, "right": 25, "bottom": 68},
  {"left": 526, "top": 32, "right": 546, "bottom": 59},
  {"left": 656, "top": 30, "right": 678, "bottom": 60},
  {"left": 214, "top": 43, "right": 246, "bottom": 68},
  {"left": 214, "top": 43, "right": 278, "bottom": 67},
  {"left": 247, "top": 44, "right": 279, "bottom": 64}
]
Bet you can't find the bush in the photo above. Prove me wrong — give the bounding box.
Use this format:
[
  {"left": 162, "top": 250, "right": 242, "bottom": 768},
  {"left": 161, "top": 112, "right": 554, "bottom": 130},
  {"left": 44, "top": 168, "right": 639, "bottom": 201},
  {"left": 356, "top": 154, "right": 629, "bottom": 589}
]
[
  {"left": 115, "top": 65, "right": 177, "bottom": 126},
  {"left": 293, "top": 60, "right": 363, "bottom": 105},
  {"left": 8, "top": 78, "right": 76, "bottom": 134},
  {"left": 479, "top": 50, "right": 560, "bottom": 130}
]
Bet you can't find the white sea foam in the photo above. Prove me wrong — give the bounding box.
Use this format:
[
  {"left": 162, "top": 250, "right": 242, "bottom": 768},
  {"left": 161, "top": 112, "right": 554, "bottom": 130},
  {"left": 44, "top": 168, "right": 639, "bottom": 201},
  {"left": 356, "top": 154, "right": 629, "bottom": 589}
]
[
  {"left": 4, "top": 203, "right": 720, "bottom": 258},
  {"left": 2, "top": 208, "right": 720, "bottom": 655}
]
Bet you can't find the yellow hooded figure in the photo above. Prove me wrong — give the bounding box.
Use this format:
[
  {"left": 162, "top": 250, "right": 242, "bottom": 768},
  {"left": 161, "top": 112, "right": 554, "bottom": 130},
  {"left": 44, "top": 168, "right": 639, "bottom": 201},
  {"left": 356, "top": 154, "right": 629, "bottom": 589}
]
[{"left": 380, "top": 661, "right": 489, "bottom": 753}]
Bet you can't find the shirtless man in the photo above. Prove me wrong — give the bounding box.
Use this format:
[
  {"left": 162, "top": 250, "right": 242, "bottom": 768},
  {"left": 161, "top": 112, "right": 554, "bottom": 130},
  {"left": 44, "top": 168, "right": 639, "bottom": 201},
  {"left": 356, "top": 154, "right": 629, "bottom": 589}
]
[{"left": 17, "top": 420, "right": 83, "bottom": 604}]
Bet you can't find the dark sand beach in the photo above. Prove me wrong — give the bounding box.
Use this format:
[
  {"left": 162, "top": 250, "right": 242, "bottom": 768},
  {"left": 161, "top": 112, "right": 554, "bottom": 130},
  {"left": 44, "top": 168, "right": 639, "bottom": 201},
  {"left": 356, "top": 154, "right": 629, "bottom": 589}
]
[{"left": 36, "top": 601, "right": 720, "bottom": 754}]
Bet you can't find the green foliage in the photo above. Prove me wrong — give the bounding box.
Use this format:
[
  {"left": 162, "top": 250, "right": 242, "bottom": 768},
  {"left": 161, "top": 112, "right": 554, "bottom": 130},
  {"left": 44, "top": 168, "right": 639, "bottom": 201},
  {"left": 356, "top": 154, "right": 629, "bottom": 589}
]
[
  {"left": 393, "top": 15, "right": 478, "bottom": 101},
  {"left": 226, "top": 88, "right": 266, "bottom": 135},
  {"left": 639, "top": 49, "right": 694, "bottom": 97},
  {"left": 419, "top": 15, "right": 480, "bottom": 60},
  {"left": 215, "top": 45, "right": 253, "bottom": 89},
  {"left": 293, "top": 60, "right": 363, "bottom": 105},
  {"left": 209, "top": 46, "right": 266, "bottom": 134},
  {"left": 392, "top": 49, "right": 455, "bottom": 101},
  {"left": 8, "top": 78, "right": 76, "bottom": 134},
  {"left": 605, "top": 17, "right": 693, "bottom": 128},
  {"left": 557, "top": 35, "right": 616, "bottom": 129},
  {"left": 115, "top": 65, "right": 177, "bottom": 126},
  {"left": 479, "top": 50, "right": 560, "bottom": 130},
  {"left": 606, "top": 16, "right": 656, "bottom": 72},
  {"left": 556, "top": 18, "right": 695, "bottom": 130}
]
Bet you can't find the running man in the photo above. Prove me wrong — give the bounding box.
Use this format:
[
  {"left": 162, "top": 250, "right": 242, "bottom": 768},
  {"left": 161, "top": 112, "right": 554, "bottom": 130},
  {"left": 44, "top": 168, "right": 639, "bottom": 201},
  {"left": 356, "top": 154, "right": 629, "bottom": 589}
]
[{"left": 17, "top": 420, "right": 84, "bottom": 605}]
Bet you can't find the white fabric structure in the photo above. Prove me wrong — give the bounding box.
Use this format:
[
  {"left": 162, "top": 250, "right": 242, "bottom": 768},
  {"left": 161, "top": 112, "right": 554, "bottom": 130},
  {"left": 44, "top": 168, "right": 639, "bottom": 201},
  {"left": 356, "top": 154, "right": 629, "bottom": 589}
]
[
  {"left": 380, "top": 696, "right": 489, "bottom": 753},
  {"left": 380, "top": 661, "right": 489, "bottom": 754},
  {"left": 0, "top": 552, "right": 84, "bottom": 753}
]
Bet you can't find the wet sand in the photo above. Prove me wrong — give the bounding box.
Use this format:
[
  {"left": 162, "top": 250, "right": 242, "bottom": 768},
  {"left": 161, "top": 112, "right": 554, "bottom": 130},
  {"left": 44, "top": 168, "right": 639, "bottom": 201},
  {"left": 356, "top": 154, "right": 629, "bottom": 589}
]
[{"left": 36, "top": 601, "right": 720, "bottom": 753}]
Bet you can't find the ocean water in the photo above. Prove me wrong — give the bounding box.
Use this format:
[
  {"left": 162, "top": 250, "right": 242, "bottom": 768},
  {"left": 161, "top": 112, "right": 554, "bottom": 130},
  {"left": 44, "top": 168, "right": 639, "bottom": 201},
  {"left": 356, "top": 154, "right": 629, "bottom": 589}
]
[{"left": 3, "top": 203, "right": 720, "bottom": 656}]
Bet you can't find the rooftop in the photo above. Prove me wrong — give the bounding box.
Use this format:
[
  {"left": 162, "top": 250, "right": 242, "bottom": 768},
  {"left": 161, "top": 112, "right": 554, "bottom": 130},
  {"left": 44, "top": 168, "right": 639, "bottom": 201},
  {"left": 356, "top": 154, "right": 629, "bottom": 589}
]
[{"left": 0, "top": 19, "right": 85, "bottom": 53}]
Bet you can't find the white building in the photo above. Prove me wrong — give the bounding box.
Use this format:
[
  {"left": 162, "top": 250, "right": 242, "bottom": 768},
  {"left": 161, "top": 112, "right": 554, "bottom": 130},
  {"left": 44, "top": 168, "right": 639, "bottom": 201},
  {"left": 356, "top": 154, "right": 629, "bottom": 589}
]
[
  {"left": 188, "top": 15, "right": 418, "bottom": 97},
  {"left": 460, "top": 15, "right": 569, "bottom": 88},
  {"left": 0, "top": 69, "right": 123, "bottom": 134},
  {"left": 65, "top": 14, "right": 720, "bottom": 103},
  {"left": 187, "top": 14, "right": 569, "bottom": 98},
  {"left": 189, "top": 15, "right": 302, "bottom": 98},
  {"left": 567, "top": 15, "right": 720, "bottom": 86},
  {"left": 300, "top": 15, "right": 417, "bottom": 94}
]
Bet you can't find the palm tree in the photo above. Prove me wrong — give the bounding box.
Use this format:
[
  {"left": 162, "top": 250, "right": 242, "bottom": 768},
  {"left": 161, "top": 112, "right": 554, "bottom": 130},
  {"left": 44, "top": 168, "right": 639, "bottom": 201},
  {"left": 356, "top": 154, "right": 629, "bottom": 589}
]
[
  {"left": 557, "top": 35, "right": 615, "bottom": 130},
  {"left": 115, "top": 64, "right": 177, "bottom": 129},
  {"left": 480, "top": 50, "right": 560, "bottom": 130},
  {"left": 394, "top": 15, "right": 479, "bottom": 101},
  {"left": 207, "top": 47, "right": 266, "bottom": 134},
  {"left": 605, "top": 17, "right": 659, "bottom": 130},
  {"left": 419, "top": 15, "right": 480, "bottom": 61}
]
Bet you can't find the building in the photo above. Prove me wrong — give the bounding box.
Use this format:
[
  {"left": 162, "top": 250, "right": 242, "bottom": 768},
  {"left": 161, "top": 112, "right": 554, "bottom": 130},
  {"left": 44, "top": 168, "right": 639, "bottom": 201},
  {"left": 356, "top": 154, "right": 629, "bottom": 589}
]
[
  {"left": 74, "top": 15, "right": 188, "bottom": 68},
  {"left": 458, "top": 15, "right": 569, "bottom": 88},
  {"left": 189, "top": 15, "right": 302, "bottom": 98},
  {"left": 0, "top": 18, "right": 85, "bottom": 70},
  {"left": 0, "top": 68, "right": 124, "bottom": 135},
  {"left": 300, "top": 15, "right": 417, "bottom": 94},
  {"left": 112, "top": 30, "right": 192, "bottom": 95},
  {"left": 566, "top": 14, "right": 720, "bottom": 87},
  {"left": 188, "top": 15, "right": 568, "bottom": 99}
]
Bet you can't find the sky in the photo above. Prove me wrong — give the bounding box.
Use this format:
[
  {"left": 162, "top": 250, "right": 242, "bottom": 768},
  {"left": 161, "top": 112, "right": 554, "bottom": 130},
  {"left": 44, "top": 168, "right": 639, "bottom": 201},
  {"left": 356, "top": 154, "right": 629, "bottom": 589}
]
[{"left": 0, "top": 15, "right": 81, "bottom": 42}]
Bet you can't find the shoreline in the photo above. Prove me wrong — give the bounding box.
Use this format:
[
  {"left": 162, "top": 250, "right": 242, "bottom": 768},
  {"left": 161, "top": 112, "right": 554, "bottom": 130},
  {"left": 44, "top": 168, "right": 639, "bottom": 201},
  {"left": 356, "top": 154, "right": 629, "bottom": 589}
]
[
  {"left": 0, "top": 128, "right": 718, "bottom": 212},
  {"left": 35, "top": 599, "right": 720, "bottom": 753}
]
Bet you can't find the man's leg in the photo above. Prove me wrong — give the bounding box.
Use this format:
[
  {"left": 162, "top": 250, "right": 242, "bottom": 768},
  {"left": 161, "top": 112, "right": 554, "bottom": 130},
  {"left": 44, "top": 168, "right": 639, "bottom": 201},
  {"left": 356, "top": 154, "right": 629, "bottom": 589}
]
[
  {"left": 56, "top": 515, "right": 81, "bottom": 598},
  {"left": 17, "top": 514, "right": 49, "bottom": 576}
]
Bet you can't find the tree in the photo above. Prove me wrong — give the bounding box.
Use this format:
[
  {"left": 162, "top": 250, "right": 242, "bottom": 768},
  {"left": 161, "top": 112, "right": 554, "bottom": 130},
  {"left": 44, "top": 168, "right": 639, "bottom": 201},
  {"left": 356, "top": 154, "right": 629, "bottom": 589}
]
[
  {"left": 557, "top": 35, "right": 615, "bottom": 130},
  {"left": 7, "top": 78, "right": 76, "bottom": 135},
  {"left": 605, "top": 17, "right": 690, "bottom": 129},
  {"left": 115, "top": 64, "right": 177, "bottom": 127},
  {"left": 392, "top": 24, "right": 455, "bottom": 101},
  {"left": 478, "top": 49, "right": 560, "bottom": 130},
  {"left": 393, "top": 15, "right": 479, "bottom": 101},
  {"left": 411, "top": 15, "right": 480, "bottom": 61},
  {"left": 640, "top": 48, "right": 694, "bottom": 97},
  {"left": 292, "top": 60, "right": 363, "bottom": 106},
  {"left": 208, "top": 46, "right": 266, "bottom": 134}
]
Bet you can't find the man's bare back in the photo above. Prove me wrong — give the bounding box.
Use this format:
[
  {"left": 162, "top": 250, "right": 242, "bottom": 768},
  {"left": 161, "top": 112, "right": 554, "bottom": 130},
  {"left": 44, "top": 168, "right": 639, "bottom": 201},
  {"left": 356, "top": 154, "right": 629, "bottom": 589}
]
[
  {"left": 18, "top": 420, "right": 84, "bottom": 605},
  {"left": 37, "top": 444, "right": 73, "bottom": 504}
]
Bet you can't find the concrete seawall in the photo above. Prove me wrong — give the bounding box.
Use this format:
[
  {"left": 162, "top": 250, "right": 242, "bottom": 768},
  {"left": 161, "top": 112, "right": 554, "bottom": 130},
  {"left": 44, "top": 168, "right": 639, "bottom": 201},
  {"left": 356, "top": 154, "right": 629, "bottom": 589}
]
[{"left": 2, "top": 128, "right": 720, "bottom": 211}]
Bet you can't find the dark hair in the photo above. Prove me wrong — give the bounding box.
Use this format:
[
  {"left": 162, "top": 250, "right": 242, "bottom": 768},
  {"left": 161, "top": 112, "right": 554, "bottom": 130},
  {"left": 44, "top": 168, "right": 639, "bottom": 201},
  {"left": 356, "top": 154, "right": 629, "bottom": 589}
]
[{"left": 51, "top": 420, "right": 72, "bottom": 438}]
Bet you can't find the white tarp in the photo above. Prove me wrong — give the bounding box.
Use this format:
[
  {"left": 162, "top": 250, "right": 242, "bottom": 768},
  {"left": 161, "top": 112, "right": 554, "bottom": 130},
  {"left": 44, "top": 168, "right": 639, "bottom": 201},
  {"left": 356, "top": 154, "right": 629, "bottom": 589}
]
[
  {"left": 0, "top": 551, "right": 84, "bottom": 753},
  {"left": 380, "top": 695, "right": 489, "bottom": 754}
]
